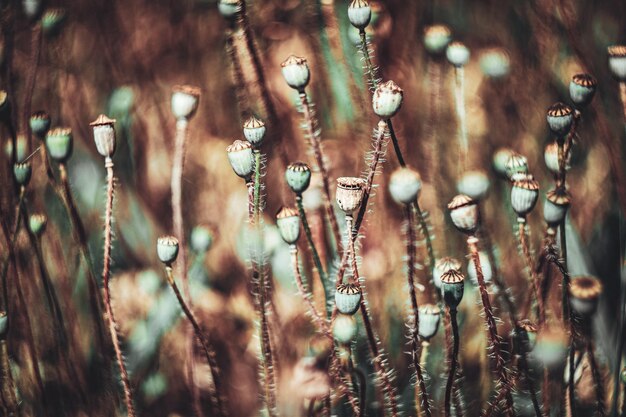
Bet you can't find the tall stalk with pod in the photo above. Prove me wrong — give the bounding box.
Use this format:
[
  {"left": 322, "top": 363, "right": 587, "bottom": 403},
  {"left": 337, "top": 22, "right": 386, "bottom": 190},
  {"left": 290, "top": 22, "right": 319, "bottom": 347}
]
[
  {"left": 445, "top": 42, "right": 470, "bottom": 174},
  {"left": 441, "top": 269, "right": 465, "bottom": 417}
]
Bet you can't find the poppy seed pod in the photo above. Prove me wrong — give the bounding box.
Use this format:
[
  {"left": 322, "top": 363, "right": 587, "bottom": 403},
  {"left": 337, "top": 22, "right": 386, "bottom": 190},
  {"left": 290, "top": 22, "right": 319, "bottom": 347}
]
[
  {"left": 504, "top": 153, "right": 529, "bottom": 181},
  {"left": 532, "top": 327, "right": 568, "bottom": 369},
  {"left": 218, "top": 0, "right": 240, "bottom": 20},
  {"left": 171, "top": 85, "right": 201, "bottom": 120},
  {"left": 243, "top": 116, "right": 266, "bottom": 147},
  {"left": 347, "top": 0, "right": 371, "bottom": 30},
  {"left": 569, "top": 276, "right": 603, "bottom": 317},
  {"left": 456, "top": 170, "right": 490, "bottom": 201},
  {"left": 511, "top": 175, "right": 540, "bottom": 217},
  {"left": 13, "top": 162, "right": 32, "bottom": 186},
  {"left": 388, "top": 166, "right": 422, "bottom": 205},
  {"left": 90, "top": 114, "right": 117, "bottom": 159},
  {"left": 335, "top": 283, "right": 362, "bottom": 315},
  {"left": 29, "top": 111, "right": 51, "bottom": 138},
  {"left": 45, "top": 127, "right": 73, "bottom": 162},
  {"left": 569, "top": 73, "right": 597, "bottom": 108},
  {"left": 423, "top": 24, "right": 452, "bottom": 55},
  {"left": 433, "top": 257, "right": 462, "bottom": 289},
  {"left": 467, "top": 251, "right": 492, "bottom": 286},
  {"left": 157, "top": 236, "right": 179, "bottom": 265},
  {"left": 191, "top": 225, "right": 214, "bottom": 253},
  {"left": 441, "top": 269, "right": 465, "bottom": 309},
  {"left": 226, "top": 140, "right": 255, "bottom": 179},
  {"left": 302, "top": 173, "right": 323, "bottom": 211},
  {"left": 608, "top": 45, "right": 626, "bottom": 81},
  {"left": 492, "top": 147, "right": 516, "bottom": 177},
  {"left": 281, "top": 55, "right": 310, "bottom": 91},
  {"left": 372, "top": 80, "right": 403, "bottom": 118},
  {"left": 479, "top": 47, "right": 511, "bottom": 79},
  {"left": 29, "top": 213, "right": 47, "bottom": 236},
  {"left": 418, "top": 304, "right": 441, "bottom": 341},
  {"left": 276, "top": 207, "right": 301, "bottom": 245},
  {"left": 333, "top": 314, "right": 358, "bottom": 344},
  {"left": 546, "top": 102, "right": 574, "bottom": 138},
  {"left": 446, "top": 42, "right": 470, "bottom": 67},
  {"left": 336, "top": 177, "right": 366, "bottom": 215},
  {"left": 286, "top": 162, "right": 312, "bottom": 194},
  {"left": 544, "top": 142, "right": 570, "bottom": 175},
  {"left": 42, "top": 8, "right": 67, "bottom": 37},
  {"left": 448, "top": 194, "right": 479, "bottom": 234},
  {"left": 543, "top": 189, "right": 570, "bottom": 227},
  {"left": 0, "top": 311, "right": 7, "bottom": 339}
]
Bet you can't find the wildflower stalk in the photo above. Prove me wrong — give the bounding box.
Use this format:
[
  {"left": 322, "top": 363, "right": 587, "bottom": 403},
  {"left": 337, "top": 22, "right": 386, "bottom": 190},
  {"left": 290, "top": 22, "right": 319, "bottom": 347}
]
[
  {"left": 101, "top": 157, "right": 136, "bottom": 417},
  {"left": 586, "top": 338, "right": 606, "bottom": 417},
  {"left": 517, "top": 219, "right": 545, "bottom": 324},
  {"left": 164, "top": 265, "right": 226, "bottom": 416},
  {"left": 225, "top": 26, "right": 249, "bottom": 122},
  {"left": 405, "top": 205, "right": 432, "bottom": 417},
  {"left": 445, "top": 306, "right": 460, "bottom": 417},
  {"left": 412, "top": 203, "right": 436, "bottom": 285},
  {"left": 453, "top": 66, "right": 468, "bottom": 173}
]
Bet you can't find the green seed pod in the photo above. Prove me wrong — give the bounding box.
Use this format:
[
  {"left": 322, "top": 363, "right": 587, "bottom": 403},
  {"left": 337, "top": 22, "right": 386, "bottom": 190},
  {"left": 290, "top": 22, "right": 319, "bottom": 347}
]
[
  {"left": 5, "top": 134, "right": 29, "bottom": 163},
  {"left": 190, "top": 225, "right": 213, "bottom": 253},
  {"left": 45, "top": 127, "right": 73, "bottom": 162},
  {"left": 347, "top": 0, "right": 371, "bottom": 30},
  {"left": 29, "top": 111, "right": 51, "bottom": 139},
  {"left": 243, "top": 116, "right": 266, "bottom": 147},
  {"left": 372, "top": 80, "right": 403, "bottom": 119},
  {"left": 336, "top": 177, "right": 366, "bottom": 215},
  {"left": 29, "top": 213, "right": 47, "bottom": 236},
  {"left": 446, "top": 41, "right": 470, "bottom": 67},
  {"left": 281, "top": 55, "right": 310, "bottom": 91},
  {"left": 546, "top": 102, "right": 574, "bottom": 138},
  {"left": 157, "top": 236, "right": 179, "bottom": 265},
  {"left": 456, "top": 170, "right": 490, "bottom": 201},
  {"left": 276, "top": 207, "right": 301, "bottom": 245},
  {"left": 441, "top": 269, "right": 465, "bottom": 309},
  {"left": 423, "top": 24, "right": 452, "bottom": 55},
  {"left": 543, "top": 189, "right": 570, "bottom": 227},
  {"left": 285, "top": 162, "right": 311, "bottom": 194},
  {"left": 333, "top": 313, "right": 357, "bottom": 344},
  {"left": 218, "top": 0, "right": 240, "bottom": 21},
  {"left": 335, "top": 283, "right": 362, "bottom": 315},
  {"left": 511, "top": 175, "right": 539, "bottom": 217},
  {"left": 607, "top": 45, "right": 626, "bottom": 81},
  {"left": 433, "top": 257, "right": 461, "bottom": 289},
  {"left": 479, "top": 47, "right": 510, "bottom": 79},
  {"left": 492, "top": 147, "right": 515, "bottom": 177},
  {"left": 42, "top": 8, "right": 67, "bottom": 37},
  {"left": 569, "top": 276, "right": 602, "bottom": 318},
  {"left": 226, "top": 140, "right": 255, "bottom": 179},
  {"left": 532, "top": 327, "right": 568, "bottom": 369},
  {"left": 447, "top": 194, "right": 479, "bottom": 235},
  {"left": 0, "top": 311, "right": 7, "bottom": 339},
  {"left": 171, "top": 85, "right": 201, "bottom": 120},
  {"left": 569, "top": 73, "right": 597, "bottom": 108},
  {"left": 90, "top": 114, "right": 117, "bottom": 159},
  {"left": 13, "top": 162, "right": 32, "bottom": 186},
  {"left": 466, "top": 251, "right": 492, "bottom": 286},
  {"left": 504, "top": 153, "right": 528, "bottom": 181},
  {"left": 418, "top": 304, "right": 441, "bottom": 341},
  {"left": 389, "top": 166, "right": 422, "bottom": 205}
]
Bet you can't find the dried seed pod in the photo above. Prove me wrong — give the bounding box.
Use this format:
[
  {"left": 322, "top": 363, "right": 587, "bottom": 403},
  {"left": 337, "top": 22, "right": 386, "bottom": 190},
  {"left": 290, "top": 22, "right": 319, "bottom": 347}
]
[
  {"left": 511, "top": 174, "right": 540, "bottom": 217},
  {"left": 388, "top": 166, "right": 422, "bottom": 205},
  {"left": 29, "top": 111, "right": 51, "bottom": 138},
  {"left": 45, "top": 127, "right": 73, "bottom": 162},
  {"left": 492, "top": 147, "right": 516, "bottom": 177},
  {"left": 569, "top": 73, "right": 597, "bottom": 108},
  {"left": 171, "top": 85, "right": 201, "bottom": 120},
  {"left": 281, "top": 55, "right": 310, "bottom": 91},
  {"left": 448, "top": 194, "right": 479, "bottom": 234},
  {"left": 190, "top": 225, "right": 214, "bottom": 253},
  {"left": 226, "top": 140, "right": 255, "bottom": 179},
  {"left": 335, "top": 283, "right": 362, "bottom": 315},
  {"left": 29, "top": 213, "right": 47, "bottom": 236},
  {"left": 504, "top": 152, "right": 528, "bottom": 181},
  {"left": 90, "top": 114, "right": 117, "bottom": 158},
  {"left": 42, "top": 8, "right": 67, "bottom": 37},
  {"left": 608, "top": 45, "right": 626, "bottom": 81},
  {"left": 333, "top": 313, "right": 357, "bottom": 344},
  {"left": 543, "top": 189, "right": 570, "bottom": 227},
  {"left": 157, "top": 236, "right": 179, "bottom": 265},
  {"left": 446, "top": 41, "right": 470, "bottom": 67},
  {"left": 433, "top": 257, "right": 462, "bottom": 289},
  {"left": 456, "top": 170, "right": 490, "bottom": 201},
  {"left": 372, "top": 80, "right": 403, "bottom": 118},
  {"left": 13, "top": 162, "right": 32, "bottom": 186},
  {"left": 466, "top": 251, "right": 492, "bottom": 286},
  {"left": 544, "top": 142, "right": 570, "bottom": 175},
  {"left": 285, "top": 162, "right": 312, "bottom": 194},
  {"left": 418, "top": 304, "right": 441, "bottom": 341},
  {"left": 243, "top": 116, "right": 266, "bottom": 147},
  {"left": 423, "top": 24, "right": 452, "bottom": 55},
  {"left": 479, "top": 47, "right": 511, "bottom": 79},
  {"left": 532, "top": 326, "right": 568, "bottom": 369},
  {"left": 441, "top": 269, "right": 465, "bottom": 309},
  {"left": 276, "top": 207, "right": 301, "bottom": 245},
  {"left": 569, "top": 276, "right": 603, "bottom": 317},
  {"left": 348, "top": 0, "right": 371, "bottom": 30},
  {"left": 336, "top": 177, "right": 366, "bottom": 215},
  {"left": 546, "top": 102, "right": 574, "bottom": 138}
]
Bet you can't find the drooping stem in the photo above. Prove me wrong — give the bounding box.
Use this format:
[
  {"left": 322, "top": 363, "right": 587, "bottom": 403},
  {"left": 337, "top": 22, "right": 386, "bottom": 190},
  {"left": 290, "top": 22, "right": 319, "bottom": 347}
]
[
  {"left": 405, "top": 206, "right": 432, "bottom": 417},
  {"left": 453, "top": 66, "right": 468, "bottom": 174},
  {"left": 518, "top": 219, "right": 545, "bottom": 324},
  {"left": 165, "top": 266, "right": 226, "bottom": 416},
  {"left": 101, "top": 159, "right": 136, "bottom": 417},
  {"left": 445, "top": 308, "right": 460, "bottom": 417}
]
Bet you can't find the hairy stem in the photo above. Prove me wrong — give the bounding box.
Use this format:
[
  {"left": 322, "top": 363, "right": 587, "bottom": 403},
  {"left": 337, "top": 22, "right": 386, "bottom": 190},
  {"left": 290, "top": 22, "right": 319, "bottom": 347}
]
[
  {"left": 518, "top": 220, "right": 545, "bottom": 324},
  {"left": 445, "top": 308, "right": 460, "bottom": 417},
  {"left": 586, "top": 337, "right": 605, "bottom": 417}
]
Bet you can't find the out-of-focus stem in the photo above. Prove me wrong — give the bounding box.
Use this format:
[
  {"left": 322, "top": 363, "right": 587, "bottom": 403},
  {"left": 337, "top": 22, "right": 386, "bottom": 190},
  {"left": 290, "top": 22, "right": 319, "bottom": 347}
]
[
  {"left": 412, "top": 202, "right": 437, "bottom": 301},
  {"left": 0, "top": 189, "right": 25, "bottom": 311},
  {"left": 619, "top": 82, "right": 626, "bottom": 122},
  {"left": 518, "top": 219, "right": 545, "bottom": 324},
  {"left": 453, "top": 66, "right": 467, "bottom": 174}
]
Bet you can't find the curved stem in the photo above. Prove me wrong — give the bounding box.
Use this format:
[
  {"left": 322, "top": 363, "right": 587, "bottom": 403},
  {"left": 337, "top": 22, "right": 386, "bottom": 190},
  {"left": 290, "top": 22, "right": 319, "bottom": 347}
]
[
  {"left": 445, "top": 308, "right": 460, "bottom": 417},
  {"left": 102, "top": 160, "right": 136, "bottom": 417},
  {"left": 518, "top": 219, "right": 545, "bottom": 324}
]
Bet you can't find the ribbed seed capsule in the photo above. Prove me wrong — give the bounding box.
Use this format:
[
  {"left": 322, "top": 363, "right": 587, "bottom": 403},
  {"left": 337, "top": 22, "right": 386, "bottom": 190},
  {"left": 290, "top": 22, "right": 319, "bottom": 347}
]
[
  {"left": 335, "top": 283, "right": 362, "bottom": 315},
  {"left": 448, "top": 194, "right": 479, "bottom": 234},
  {"left": 90, "top": 114, "right": 117, "bottom": 159},
  {"left": 276, "top": 207, "right": 301, "bottom": 245},
  {"left": 418, "top": 304, "right": 441, "bottom": 340},
  {"left": 29, "top": 213, "right": 47, "bottom": 236},
  {"left": 29, "top": 111, "right": 51, "bottom": 138},
  {"left": 492, "top": 147, "right": 516, "bottom": 177},
  {"left": 336, "top": 177, "right": 366, "bottom": 215},
  {"left": 423, "top": 24, "right": 452, "bottom": 55},
  {"left": 543, "top": 189, "right": 570, "bottom": 227},
  {"left": 388, "top": 167, "right": 422, "bottom": 205},
  {"left": 157, "top": 236, "right": 179, "bottom": 265},
  {"left": 281, "top": 55, "right": 310, "bottom": 91},
  {"left": 456, "top": 170, "right": 490, "bottom": 201},
  {"left": 13, "top": 162, "right": 32, "bottom": 186},
  {"left": 433, "top": 257, "right": 462, "bottom": 289},
  {"left": 45, "top": 127, "right": 73, "bottom": 162},
  {"left": 333, "top": 313, "right": 357, "bottom": 344},
  {"left": 286, "top": 162, "right": 312, "bottom": 194},
  {"left": 347, "top": 0, "right": 371, "bottom": 30},
  {"left": 171, "top": 85, "right": 201, "bottom": 120},
  {"left": 441, "top": 269, "right": 465, "bottom": 309},
  {"left": 546, "top": 102, "right": 574, "bottom": 138},
  {"left": 504, "top": 153, "right": 529, "bottom": 181},
  {"left": 569, "top": 276, "right": 603, "bottom": 317},
  {"left": 511, "top": 175, "right": 540, "bottom": 217},
  {"left": 608, "top": 45, "right": 626, "bottom": 81},
  {"left": 569, "top": 73, "right": 597, "bottom": 108},
  {"left": 226, "top": 140, "right": 255, "bottom": 179},
  {"left": 243, "top": 116, "right": 266, "bottom": 147},
  {"left": 446, "top": 42, "right": 470, "bottom": 67},
  {"left": 372, "top": 80, "right": 403, "bottom": 118}
]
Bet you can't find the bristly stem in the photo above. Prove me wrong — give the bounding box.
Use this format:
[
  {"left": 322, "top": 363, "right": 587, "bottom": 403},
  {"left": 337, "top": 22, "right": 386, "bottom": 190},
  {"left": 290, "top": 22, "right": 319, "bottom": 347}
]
[
  {"left": 585, "top": 337, "right": 606, "bottom": 417},
  {"left": 517, "top": 219, "right": 545, "bottom": 324},
  {"left": 101, "top": 158, "right": 136, "bottom": 417},
  {"left": 453, "top": 66, "right": 468, "bottom": 174},
  {"left": 445, "top": 307, "right": 460, "bottom": 417},
  {"left": 164, "top": 266, "right": 226, "bottom": 416},
  {"left": 412, "top": 202, "right": 437, "bottom": 300},
  {"left": 405, "top": 205, "right": 432, "bottom": 417},
  {"left": 225, "top": 26, "right": 249, "bottom": 122}
]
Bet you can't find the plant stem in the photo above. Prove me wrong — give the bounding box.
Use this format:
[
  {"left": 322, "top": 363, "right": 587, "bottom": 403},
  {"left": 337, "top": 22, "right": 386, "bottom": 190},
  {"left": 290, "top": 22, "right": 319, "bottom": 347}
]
[
  {"left": 518, "top": 219, "right": 545, "bottom": 324},
  {"left": 405, "top": 206, "right": 432, "bottom": 417},
  {"left": 0, "top": 338, "right": 17, "bottom": 415},
  {"left": 445, "top": 307, "right": 460, "bottom": 417},
  {"left": 586, "top": 337, "right": 606, "bottom": 417},
  {"left": 225, "top": 26, "right": 249, "bottom": 122},
  {"left": 453, "top": 66, "right": 468, "bottom": 174},
  {"left": 165, "top": 266, "right": 226, "bottom": 416},
  {"left": 101, "top": 159, "right": 136, "bottom": 417},
  {"left": 0, "top": 188, "right": 25, "bottom": 312},
  {"left": 412, "top": 202, "right": 437, "bottom": 300}
]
